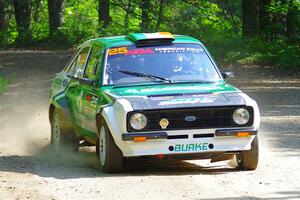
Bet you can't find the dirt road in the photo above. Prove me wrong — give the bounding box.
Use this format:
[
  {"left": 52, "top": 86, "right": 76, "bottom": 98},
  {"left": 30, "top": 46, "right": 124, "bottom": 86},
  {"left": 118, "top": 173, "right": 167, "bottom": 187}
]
[{"left": 0, "top": 51, "right": 299, "bottom": 200}]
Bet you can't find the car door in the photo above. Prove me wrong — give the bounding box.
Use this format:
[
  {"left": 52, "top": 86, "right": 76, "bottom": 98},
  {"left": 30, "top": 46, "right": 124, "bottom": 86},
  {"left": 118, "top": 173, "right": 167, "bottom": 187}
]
[
  {"left": 65, "top": 46, "right": 91, "bottom": 133},
  {"left": 76, "top": 45, "right": 104, "bottom": 140}
]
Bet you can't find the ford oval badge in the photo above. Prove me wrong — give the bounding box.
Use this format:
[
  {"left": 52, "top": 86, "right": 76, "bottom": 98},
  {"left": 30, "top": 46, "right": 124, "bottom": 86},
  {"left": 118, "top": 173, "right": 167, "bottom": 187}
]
[{"left": 185, "top": 115, "right": 197, "bottom": 122}]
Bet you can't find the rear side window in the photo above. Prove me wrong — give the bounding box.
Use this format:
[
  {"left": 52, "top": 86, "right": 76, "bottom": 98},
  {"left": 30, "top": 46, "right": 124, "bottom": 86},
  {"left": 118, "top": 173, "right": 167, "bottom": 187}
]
[
  {"left": 83, "top": 46, "right": 103, "bottom": 81},
  {"left": 68, "top": 47, "right": 90, "bottom": 78}
]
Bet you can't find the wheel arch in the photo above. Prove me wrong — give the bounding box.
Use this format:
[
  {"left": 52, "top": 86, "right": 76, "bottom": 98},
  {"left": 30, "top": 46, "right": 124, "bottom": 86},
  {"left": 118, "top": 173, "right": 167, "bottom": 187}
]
[
  {"left": 49, "top": 103, "right": 79, "bottom": 139},
  {"left": 96, "top": 112, "right": 105, "bottom": 137},
  {"left": 95, "top": 104, "right": 127, "bottom": 154},
  {"left": 95, "top": 109, "right": 118, "bottom": 141},
  {"left": 49, "top": 104, "right": 56, "bottom": 122}
]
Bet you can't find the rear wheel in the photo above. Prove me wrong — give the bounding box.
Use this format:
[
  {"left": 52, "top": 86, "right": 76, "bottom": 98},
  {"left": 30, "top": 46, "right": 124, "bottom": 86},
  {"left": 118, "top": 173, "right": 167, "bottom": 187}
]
[
  {"left": 96, "top": 121, "right": 123, "bottom": 173},
  {"left": 236, "top": 136, "right": 259, "bottom": 170},
  {"left": 50, "top": 109, "right": 79, "bottom": 151}
]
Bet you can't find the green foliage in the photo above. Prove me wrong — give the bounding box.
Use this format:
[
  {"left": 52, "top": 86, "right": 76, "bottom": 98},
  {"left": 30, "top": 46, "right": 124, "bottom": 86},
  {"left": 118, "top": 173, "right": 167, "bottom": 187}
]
[
  {"left": 215, "top": 38, "right": 300, "bottom": 67},
  {"left": 60, "top": 0, "right": 99, "bottom": 46},
  {"left": 0, "top": 17, "right": 18, "bottom": 47},
  {"left": 0, "top": 0, "right": 299, "bottom": 67},
  {"left": 166, "top": 1, "right": 238, "bottom": 41},
  {"left": 31, "top": 1, "right": 49, "bottom": 41}
]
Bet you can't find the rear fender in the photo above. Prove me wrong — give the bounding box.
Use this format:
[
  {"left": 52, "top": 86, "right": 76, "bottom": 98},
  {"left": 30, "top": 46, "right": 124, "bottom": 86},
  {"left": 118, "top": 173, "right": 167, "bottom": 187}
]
[{"left": 50, "top": 97, "right": 78, "bottom": 137}]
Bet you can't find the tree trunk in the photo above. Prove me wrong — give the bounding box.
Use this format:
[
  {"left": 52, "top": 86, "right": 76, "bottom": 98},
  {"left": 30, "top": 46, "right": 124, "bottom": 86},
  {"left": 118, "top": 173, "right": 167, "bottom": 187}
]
[
  {"left": 48, "top": 0, "right": 66, "bottom": 36},
  {"left": 99, "top": 0, "right": 110, "bottom": 28},
  {"left": 225, "top": 0, "right": 238, "bottom": 36},
  {"left": 140, "top": 0, "right": 151, "bottom": 32},
  {"left": 125, "top": 0, "right": 132, "bottom": 33},
  {"left": 286, "top": 0, "right": 298, "bottom": 40},
  {"left": 258, "top": 0, "right": 271, "bottom": 36},
  {"left": 155, "top": 0, "right": 164, "bottom": 31},
  {"left": 0, "top": 0, "right": 11, "bottom": 31},
  {"left": 242, "top": 0, "right": 259, "bottom": 37},
  {"left": 12, "top": 0, "right": 32, "bottom": 43}
]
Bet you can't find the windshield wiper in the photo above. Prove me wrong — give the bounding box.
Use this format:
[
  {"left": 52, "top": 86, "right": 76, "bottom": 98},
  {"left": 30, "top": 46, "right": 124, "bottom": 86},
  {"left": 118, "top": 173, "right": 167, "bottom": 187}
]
[
  {"left": 171, "top": 80, "right": 217, "bottom": 84},
  {"left": 118, "top": 70, "right": 172, "bottom": 83}
]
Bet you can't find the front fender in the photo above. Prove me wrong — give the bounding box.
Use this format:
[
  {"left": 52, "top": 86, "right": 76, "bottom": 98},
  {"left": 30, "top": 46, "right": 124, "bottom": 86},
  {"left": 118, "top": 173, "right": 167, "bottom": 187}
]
[
  {"left": 240, "top": 93, "right": 260, "bottom": 130},
  {"left": 99, "top": 98, "right": 133, "bottom": 149}
]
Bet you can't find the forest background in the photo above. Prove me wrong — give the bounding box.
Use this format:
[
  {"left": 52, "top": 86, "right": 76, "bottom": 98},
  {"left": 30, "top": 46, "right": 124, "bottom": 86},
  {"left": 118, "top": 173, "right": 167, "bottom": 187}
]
[{"left": 0, "top": 0, "right": 299, "bottom": 69}]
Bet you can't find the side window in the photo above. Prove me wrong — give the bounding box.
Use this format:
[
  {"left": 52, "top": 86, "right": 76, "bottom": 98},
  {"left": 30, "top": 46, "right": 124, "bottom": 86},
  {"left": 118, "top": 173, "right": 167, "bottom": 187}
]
[
  {"left": 68, "top": 47, "right": 90, "bottom": 78},
  {"left": 83, "top": 46, "right": 103, "bottom": 81},
  {"left": 63, "top": 49, "right": 80, "bottom": 71}
]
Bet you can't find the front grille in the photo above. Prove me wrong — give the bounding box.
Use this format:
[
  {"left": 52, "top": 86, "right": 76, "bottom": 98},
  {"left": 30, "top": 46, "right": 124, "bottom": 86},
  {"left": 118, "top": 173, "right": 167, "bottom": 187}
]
[
  {"left": 167, "top": 135, "right": 188, "bottom": 139},
  {"left": 127, "top": 106, "right": 254, "bottom": 132},
  {"left": 193, "top": 133, "right": 214, "bottom": 138}
]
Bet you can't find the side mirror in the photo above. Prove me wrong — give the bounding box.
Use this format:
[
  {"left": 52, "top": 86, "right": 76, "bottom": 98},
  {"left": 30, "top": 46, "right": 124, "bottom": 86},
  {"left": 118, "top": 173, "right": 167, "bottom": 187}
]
[
  {"left": 222, "top": 71, "right": 234, "bottom": 79},
  {"left": 79, "top": 78, "right": 94, "bottom": 85}
]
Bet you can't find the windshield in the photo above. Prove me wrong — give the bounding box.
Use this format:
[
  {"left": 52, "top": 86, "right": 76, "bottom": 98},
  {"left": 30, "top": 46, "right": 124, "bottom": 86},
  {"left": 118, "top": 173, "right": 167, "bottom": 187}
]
[{"left": 103, "top": 43, "right": 222, "bottom": 85}]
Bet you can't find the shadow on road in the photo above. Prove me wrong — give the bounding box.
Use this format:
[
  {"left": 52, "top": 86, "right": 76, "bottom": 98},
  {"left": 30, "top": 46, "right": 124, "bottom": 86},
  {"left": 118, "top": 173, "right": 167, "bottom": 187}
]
[{"left": 0, "top": 144, "right": 238, "bottom": 179}]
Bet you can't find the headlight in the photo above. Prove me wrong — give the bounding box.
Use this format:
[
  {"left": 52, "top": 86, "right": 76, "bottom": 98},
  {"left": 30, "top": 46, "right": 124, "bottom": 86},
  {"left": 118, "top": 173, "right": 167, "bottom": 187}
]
[
  {"left": 233, "top": 108, "right": 250, "bottom": 125},
  {"left": 130, "top": 113, "right": 147, "bottom": 130}
]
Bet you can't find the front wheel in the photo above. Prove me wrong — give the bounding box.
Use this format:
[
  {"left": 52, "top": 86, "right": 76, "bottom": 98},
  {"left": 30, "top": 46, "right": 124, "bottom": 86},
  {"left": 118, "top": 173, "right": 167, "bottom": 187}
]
[
  {"left": 236, "top": 135, "right": 259, "bottom": 170},
  {"left": 96, "top": 122, "right": 123, "bottom": 173}
]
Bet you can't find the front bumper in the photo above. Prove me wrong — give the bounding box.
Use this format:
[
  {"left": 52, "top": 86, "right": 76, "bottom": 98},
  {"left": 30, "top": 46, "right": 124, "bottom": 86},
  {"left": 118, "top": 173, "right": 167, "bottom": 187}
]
[{"left": 118, "top": 128, "right": 257, "bottom": 157}]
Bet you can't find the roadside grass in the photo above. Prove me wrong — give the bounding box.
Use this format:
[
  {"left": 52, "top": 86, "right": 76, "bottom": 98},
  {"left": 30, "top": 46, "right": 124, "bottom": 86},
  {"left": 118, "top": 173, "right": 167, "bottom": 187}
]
[
  {"left": 0, "top": 75, "right": 7, "bottom": 94},
  {"left": 207, "top": 37, "right": 300, "bottom": 68}
]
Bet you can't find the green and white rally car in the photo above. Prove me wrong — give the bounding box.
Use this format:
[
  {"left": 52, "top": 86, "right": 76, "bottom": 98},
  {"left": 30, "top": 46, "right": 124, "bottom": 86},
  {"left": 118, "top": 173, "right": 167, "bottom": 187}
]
[{"left": 49, "top": 32, "right": 260, "bottom": 173}]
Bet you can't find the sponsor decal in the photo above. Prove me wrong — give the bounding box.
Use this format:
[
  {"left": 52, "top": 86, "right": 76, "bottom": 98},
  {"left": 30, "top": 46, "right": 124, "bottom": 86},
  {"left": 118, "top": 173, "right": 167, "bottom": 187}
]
[
  {"left": 154, "top": 47, "right": 204, "bottom": 54},
  {"left": 86, "top": 95, "right": 92, "bottom": 102},
  {"left": 62, "top": 79, "right": 68, "bottom": 87},
  {"left": 108, "top": 47, "right": 128, "bottom": 56},
  {"left": 85, "top": 94, "right": 98, "bottom": 102},
  {"left": 76, "top": 90, "right": 84, "bottom": 112},
  {"left": 84, "top": 94, "right": 98, "bottom": 109},
  {"left": 125, "top": 48, "right": 154, "bottom": 55},
  {"left": 90, "top": 95, "right": 98, "bottom": 108},
  {"left": 108, "top": 46, "right": 204, "bottom": 56},
  {"left": 108, "top": 47, "right": 155, "bottom": 56},
  {"left": 169, "top": 143, "right": 214, "bottom": 152},
  {"left": 158, "top": 97, "right": 216, "bottom": 106},
  {"left": 150, "top": 96, "right": 173, "bottom": 101},
  {"left": 123, "top": 86, "right": 223, "bottom": 94}
]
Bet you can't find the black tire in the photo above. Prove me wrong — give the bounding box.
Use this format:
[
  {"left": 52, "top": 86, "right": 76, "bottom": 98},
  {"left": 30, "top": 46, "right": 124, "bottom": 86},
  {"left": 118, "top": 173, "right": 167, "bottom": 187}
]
[
  {"left": 50, "top": 109, "right": 79, "bottom": 152},
  {"left": 96, "top": 121, "right": 123, "bottom": 173},
  {"left": 236, "top": 135, "right": 259, "bottom": 170}
]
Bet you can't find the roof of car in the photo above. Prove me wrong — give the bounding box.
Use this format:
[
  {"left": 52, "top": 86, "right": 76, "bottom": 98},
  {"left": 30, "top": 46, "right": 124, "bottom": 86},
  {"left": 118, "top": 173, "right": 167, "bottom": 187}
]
[{"left": 81, "top": 33, "right": 202, "bottom": 48}]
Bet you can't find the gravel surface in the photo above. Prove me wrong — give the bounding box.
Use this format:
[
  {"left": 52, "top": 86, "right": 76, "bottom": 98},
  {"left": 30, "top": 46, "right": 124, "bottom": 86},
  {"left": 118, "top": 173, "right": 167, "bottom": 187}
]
[{"left": 0, "top": 51, "right": 299, "bottom": 200}]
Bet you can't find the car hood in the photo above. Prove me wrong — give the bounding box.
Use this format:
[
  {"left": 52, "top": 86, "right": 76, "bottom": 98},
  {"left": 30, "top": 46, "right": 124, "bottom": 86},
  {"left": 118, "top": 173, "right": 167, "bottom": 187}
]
[{"left": 104, "top": 82, "right": 246, "bottom": 110}]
